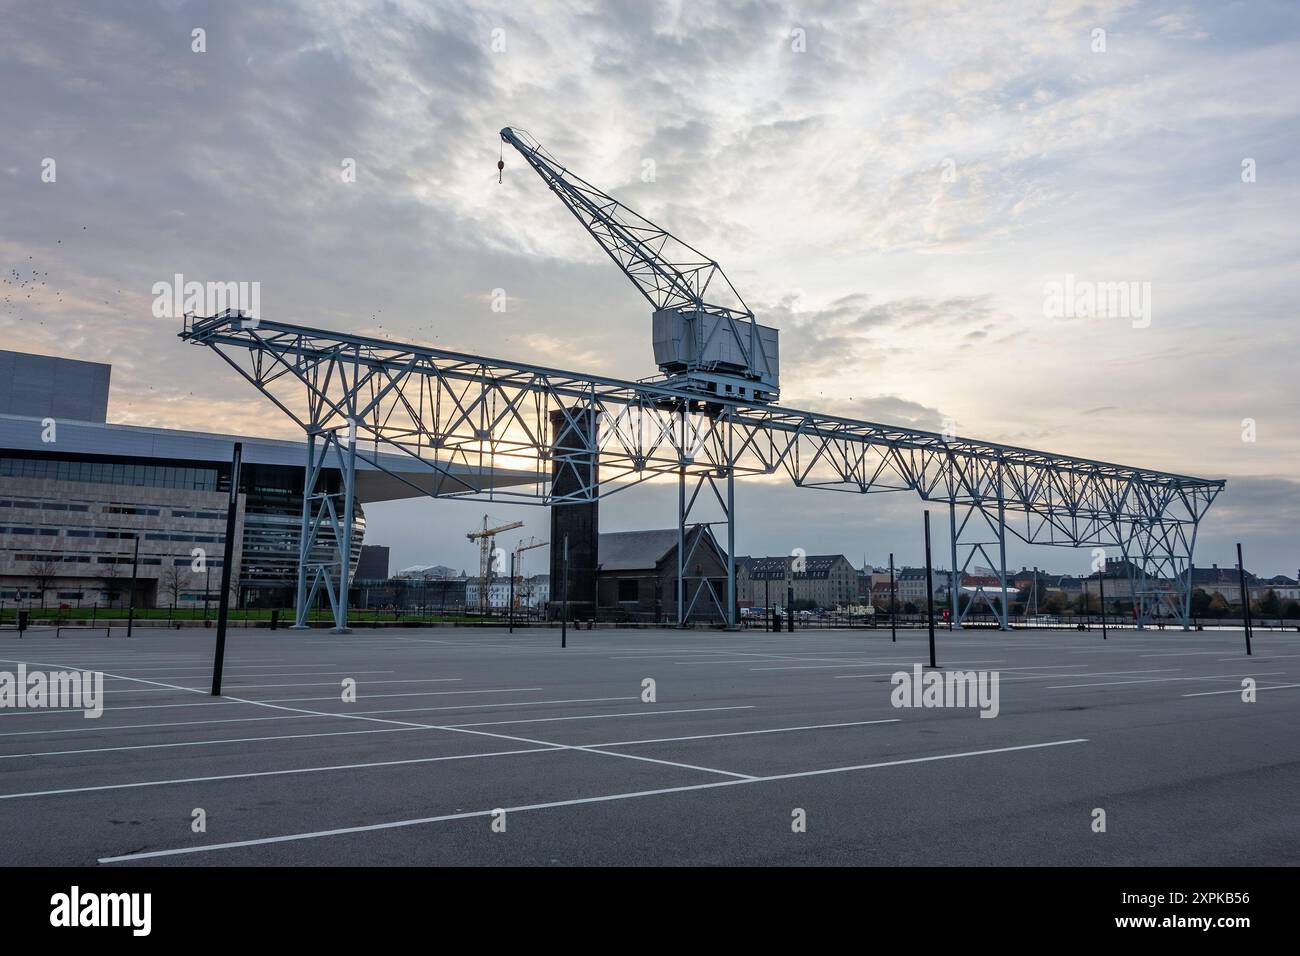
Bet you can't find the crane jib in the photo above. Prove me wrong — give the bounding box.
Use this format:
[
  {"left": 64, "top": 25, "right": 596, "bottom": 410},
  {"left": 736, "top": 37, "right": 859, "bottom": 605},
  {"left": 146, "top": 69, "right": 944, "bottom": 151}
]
[{"left": 500, "top": 126, "right": 780, "bottom": 404}]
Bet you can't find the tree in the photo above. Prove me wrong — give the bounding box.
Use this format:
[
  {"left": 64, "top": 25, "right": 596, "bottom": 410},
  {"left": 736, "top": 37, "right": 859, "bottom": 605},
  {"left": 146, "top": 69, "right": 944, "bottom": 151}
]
[
  {"left": 158, "top": 564, "right": 186, "bottom": 608},
  {"left": 1043, "top": 591, "right": 1070, "bottom": 614},
  {"left": 1190, "top": 588, "right": 1211, "bottom": 618},
  {"left": 99, "top": 564, "right": 121, "bottom": 608},
  {"left": 1258, "top": 589, "right": 1281, "bottom": 617},
  {"left": 28, "top": 558, "right": 60, "bottom": 608},
  {"left": 1282, "top": 599, "right": 1300, "bottom": 621},
  {"left": 1073, "top": 592, "right": 1099, "bottom": 614},
  {"left": 1207, "top": 592, "right": 1230, "bottom": 618}
]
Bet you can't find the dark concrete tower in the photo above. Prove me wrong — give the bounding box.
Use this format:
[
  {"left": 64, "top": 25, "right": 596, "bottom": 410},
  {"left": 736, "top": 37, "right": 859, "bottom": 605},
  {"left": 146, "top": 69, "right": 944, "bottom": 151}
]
[{"left": 549, "top": 407, "right": 599, "bottom": 620}]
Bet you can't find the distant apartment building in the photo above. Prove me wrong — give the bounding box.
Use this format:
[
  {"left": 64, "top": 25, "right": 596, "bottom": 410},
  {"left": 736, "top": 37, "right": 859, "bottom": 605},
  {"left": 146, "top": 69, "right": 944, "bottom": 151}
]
[
  {"left": 466, "top": 574, "right": 550, "bottom": 610},
  {"left": 738, "top": 554, "right": 860, "bottom": 609},
  {"left": 1256, "top": 574, "right": 1300, "bottom": 602},
  {"left": 893, "top": 566, "right": 954, "bottom": 606},
  {"left": 1183, "top": 565, "right": 1298, "bottom": 604}
]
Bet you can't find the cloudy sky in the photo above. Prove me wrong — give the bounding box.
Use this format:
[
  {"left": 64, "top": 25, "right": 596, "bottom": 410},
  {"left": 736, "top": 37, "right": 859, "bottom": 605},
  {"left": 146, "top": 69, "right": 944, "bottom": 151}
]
[{"left": 3, "top": 0, "right": 1297, "bottom": 577}]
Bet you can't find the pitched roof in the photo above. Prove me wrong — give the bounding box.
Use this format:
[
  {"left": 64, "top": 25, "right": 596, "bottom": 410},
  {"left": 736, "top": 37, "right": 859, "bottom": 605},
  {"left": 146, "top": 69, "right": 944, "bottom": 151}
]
[{"left": 597, "top": 528, "right": 720, "bottom": 571}]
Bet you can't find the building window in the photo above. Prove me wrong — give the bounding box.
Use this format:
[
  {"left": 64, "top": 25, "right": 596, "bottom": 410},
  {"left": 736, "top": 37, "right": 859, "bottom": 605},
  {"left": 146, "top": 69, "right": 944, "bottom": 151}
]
[{"left": 618, "top": 579, "right": 638, "bottom": 603}]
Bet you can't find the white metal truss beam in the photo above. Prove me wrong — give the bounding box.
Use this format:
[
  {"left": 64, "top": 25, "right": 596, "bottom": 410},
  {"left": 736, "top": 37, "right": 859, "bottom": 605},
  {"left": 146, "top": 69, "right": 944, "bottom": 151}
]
[{"left": 182, "top": 312, "right": 1224, "bottom": 631}]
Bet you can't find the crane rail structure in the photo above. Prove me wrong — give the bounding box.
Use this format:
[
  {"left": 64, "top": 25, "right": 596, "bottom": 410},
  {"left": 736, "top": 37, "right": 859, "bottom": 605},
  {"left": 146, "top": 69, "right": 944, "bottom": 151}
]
[{"left": 180, "top": 310, "right": 1224, "bottom": 632}]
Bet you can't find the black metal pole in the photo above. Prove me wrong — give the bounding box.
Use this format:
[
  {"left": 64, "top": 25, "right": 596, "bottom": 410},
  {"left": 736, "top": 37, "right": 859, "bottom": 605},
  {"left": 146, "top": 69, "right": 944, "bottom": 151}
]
[
  {"left": 1032, "top": 565, "right": 1038, "bottom": 619},
  {"left": 212, "top": 442, "right": 243, "bottom": 695},
  {"left": 889, "top": 552, "right": 897, "bottom": 643},
  {"left": 1099, "top": 572, "right": 1108, "bottom": 640},
  {"left": 561, "top": 535, "right": 569, "bottom": 648},
  {"left": 765, "top": 576, "right": 770, "bottom": 632},
  {"left": 508, "top": 551, "right": 515, "bottom": 634},
  {"left": 924, "top": 512, "right": 936, "bottom": 667},
  {"left": 126, "top": 533, "right": 140, "bottom": 637},
  {"left": 1237, "top": 542, "right": 1253, "bottom": 656},
  {"left": 786, "top": 573, "right": 794, "bottom": 632}
]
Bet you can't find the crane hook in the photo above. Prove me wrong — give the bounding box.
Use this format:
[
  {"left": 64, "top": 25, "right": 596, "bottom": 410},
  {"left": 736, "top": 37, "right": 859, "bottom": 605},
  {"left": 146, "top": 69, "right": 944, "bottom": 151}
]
[{"left": 497, "top": 158, "right": 504, "bottom": 184}]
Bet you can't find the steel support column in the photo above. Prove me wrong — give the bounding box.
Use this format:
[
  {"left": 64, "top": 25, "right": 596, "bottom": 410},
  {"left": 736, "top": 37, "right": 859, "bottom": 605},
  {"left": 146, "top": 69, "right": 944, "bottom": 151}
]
[
  {"left": 677, "top": 464, "right": 686, "bottom": 629},
  {"left": 995, "top": 464, "right": 1010, "bottom": 631},
  {"left": 725, "top": 468, "right": 736, "bottom": 630},
  {"left": 1122, "top": 518, "right": 1199, "bottom": 630},
  {"left": 725, "top": 413, "right": 736, "bottom": 630},
  {"left": 949, "top": 502, "right": 1010, "bottom": 629},
  {"left": 290, "top": 430, "right": 317, "bottom": 629},
  {"left": 332, "top": 421, "right": 358, "bottom": 634},
  {"left": 948, "top": 501, "right": 961, "bottom": 629},
  {"left": 292, "top": 427, "right": 356, "bottom": 633},
  {"left": 676, "top": 472, "right": 732, "bottom": 626}
]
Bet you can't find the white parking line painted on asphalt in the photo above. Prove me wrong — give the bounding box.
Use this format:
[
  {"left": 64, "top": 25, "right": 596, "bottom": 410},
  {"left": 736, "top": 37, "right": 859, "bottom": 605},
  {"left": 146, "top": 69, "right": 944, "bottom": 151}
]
[
  {"left": 1182, "top": 683, "right": 1300, "bottom": 697},
  {"left": 96, "top": 738, "right": 1089, "bottom": 862},
  {"left": 834, "top": 667, "right": 1182, "bottom": 681},
  {"left": 1046, "top": 671, "right": 1286, "bottom": 689},
  {"left": 258, "top": 687, "right": 541, "bottom": 703},
  {"left": 0, "top": 746, "right": 565, "bottom": 800},
  {"left": 753, "top": 659, "right": 1006, "bottom": 671},
  {"left": 0, "top": 694, "right": 649, "bottom": 737},
  {"left": 0, "top": 725, "right": 429, "bottom": 759},
  {"left": 0, "top": 717, "right": 901, "bottom": 762},
  {"left": 98, "top": 670, "right": 402, "bottom": 682},
  {"left": 1138, "top": 651, "right": 1237, "bottom": 658},
  {"left": 180, "top": 677, "right": 462, "bottom": 690},
  {"left": 444, "top": 705, "right": 756, "bottom": 730},
  {"left": 590, "top": 718, "right": 902, "bottom": 748}
]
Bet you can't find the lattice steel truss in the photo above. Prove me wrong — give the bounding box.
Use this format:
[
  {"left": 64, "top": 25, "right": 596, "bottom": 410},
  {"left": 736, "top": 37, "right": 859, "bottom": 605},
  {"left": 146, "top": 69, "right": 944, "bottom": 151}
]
[{"left": 181, "top": 311, "right": 1224, "bottom": 631}]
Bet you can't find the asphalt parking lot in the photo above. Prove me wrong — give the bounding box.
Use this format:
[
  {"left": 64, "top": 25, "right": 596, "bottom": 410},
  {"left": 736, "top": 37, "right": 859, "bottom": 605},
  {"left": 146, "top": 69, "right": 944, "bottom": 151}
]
[{"left": 1, "top": 624, "right": 1296, "bottom": 866}]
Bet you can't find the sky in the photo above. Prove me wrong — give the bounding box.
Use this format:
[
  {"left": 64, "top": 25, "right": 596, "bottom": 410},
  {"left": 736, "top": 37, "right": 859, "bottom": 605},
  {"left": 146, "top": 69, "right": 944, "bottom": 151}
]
[{"left": 2, "top": 0, "right": 1297, "bottom": 577}]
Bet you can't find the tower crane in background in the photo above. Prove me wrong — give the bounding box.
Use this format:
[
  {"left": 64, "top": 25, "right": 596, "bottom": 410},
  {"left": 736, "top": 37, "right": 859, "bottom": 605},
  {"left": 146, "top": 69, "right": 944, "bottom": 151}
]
[
  {"left": 512, "top": 536, "right": 547, "bottom": 610},
  {"left": 499, "top": 126, "right": 780, "bottom": 405},
  {"left": 467, "top": 515, "right": 523, "bottom": 614}
]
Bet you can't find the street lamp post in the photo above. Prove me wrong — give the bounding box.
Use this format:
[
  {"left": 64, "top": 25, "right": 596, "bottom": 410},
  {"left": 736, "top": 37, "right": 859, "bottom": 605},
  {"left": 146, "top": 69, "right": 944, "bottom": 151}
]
[{"left": 126, "top": 533, "right": 141, "bottom": 638}]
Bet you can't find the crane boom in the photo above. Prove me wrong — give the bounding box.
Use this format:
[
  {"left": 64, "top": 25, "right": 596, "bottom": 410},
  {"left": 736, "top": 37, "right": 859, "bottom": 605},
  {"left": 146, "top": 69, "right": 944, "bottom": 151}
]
[
  {"left": 500, "top": 126, "right": 779, "bottom": 403},
  {"left": 468, "top": 515, "right": 524, "bottom": 615},
  {"left": 513, "top": 536, "right": 547, "bottom": 555}
]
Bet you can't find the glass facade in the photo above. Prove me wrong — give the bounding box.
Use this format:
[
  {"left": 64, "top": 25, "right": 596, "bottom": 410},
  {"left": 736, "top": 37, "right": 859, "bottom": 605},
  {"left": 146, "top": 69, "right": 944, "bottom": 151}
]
[
  {"left": 0, "top": 451, "right": 364, "bottom": 608},
  {"left": 0, "top": 455, "right": 219, "bottom": 491}
]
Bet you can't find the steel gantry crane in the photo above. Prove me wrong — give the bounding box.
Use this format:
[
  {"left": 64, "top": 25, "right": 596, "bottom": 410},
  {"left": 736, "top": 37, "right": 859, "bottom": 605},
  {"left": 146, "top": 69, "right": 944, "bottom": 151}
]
[
  {"left": 179, "top": 127, "right": 1226, "bottom": 634},
  {"left": 468, "top": 515, "right": 523, "bottom": 615}
]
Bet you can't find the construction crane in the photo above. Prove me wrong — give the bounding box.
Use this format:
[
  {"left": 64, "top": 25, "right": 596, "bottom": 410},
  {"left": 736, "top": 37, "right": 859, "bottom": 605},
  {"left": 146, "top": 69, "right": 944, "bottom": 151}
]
[
  {"left": 511, "top": 536, "right": 547, "bottom": 609},
  {"left": 467, "top": 515, "right": 524, "bottom": 614},
  {"left": 499, "top": 126, "right": 780, "bottom": 404}
]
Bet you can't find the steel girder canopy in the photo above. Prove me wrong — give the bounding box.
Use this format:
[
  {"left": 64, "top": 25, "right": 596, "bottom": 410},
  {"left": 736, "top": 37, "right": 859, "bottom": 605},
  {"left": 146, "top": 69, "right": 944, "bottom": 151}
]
[{"left": 181, "top": 310, "right": 1224, "bottom": 631}]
